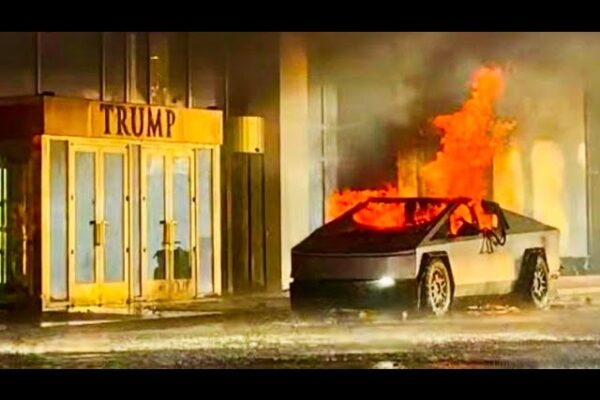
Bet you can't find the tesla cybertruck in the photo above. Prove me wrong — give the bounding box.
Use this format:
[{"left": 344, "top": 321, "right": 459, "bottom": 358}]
[{"left": 290, "top": 197, "right": 560, "bottom": 316}]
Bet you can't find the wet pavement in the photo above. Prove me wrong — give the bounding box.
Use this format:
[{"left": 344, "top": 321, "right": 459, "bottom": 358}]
[{"left": 1, "top": 297, "right": 600, "bottom": 368}]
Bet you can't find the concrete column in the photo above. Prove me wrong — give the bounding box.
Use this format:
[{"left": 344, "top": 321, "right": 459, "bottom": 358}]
[
  {"left": 321, "top": 85, "right": 339, "bottom": 221},
  {"left": 586, "top": 78, "right": 600, "bottom": 272},
  {"left": 279, "top": 33, "right": 310, "bottom": 290}
]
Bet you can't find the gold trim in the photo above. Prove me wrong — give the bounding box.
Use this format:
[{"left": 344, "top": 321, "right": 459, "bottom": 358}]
[
  {"left": 141, "top": 146, "right": 197, "bottom": 301},
  {"left": 41, "top": 136, "right": 220, "bottom": 307},
  {"left": 68, "top": 142, "right": 131, "bottom": 307},
  {"left": 0, "top": 96, "right": 223, "bottom": 146},
  {"left": 40, "top": 136, "right": 51, "bottom": 307}
]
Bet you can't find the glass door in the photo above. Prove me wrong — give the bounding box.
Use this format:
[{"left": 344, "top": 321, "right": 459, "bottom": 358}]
[
  {"left": 142, "top": 148, "right": 195, "bottom": 301},
  {"left": 171, "top": 152, "right": 194, "bottom": 299},
  {"left": 69, "top": 143, "right": 129, "bottom": 307},
  {"left": 99, "top": 147, "right": 129, "bottom": 304}
]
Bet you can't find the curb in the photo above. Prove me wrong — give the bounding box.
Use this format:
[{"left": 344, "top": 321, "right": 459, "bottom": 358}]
[
  {"left": 554, "top": 275, "right": 600, "bottom": 298},
  {"left": 556, "top": 286, "right": 600, "bottom": 297}
]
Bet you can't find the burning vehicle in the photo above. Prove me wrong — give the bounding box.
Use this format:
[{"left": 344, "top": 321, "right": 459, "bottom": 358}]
[
  {"left": 291, "top": 65, "right": 564, "bottom": 316},
  {"left": 290, "top": 197, "right": 560, "bottom": 315}
]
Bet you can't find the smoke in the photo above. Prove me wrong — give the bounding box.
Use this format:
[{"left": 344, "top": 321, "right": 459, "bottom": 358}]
[
  {"left": 315, "top": 32, "right": 600, "bottom": 121},
  {"left": 313, "top": 32, "right": 599, "bottom": 259}
]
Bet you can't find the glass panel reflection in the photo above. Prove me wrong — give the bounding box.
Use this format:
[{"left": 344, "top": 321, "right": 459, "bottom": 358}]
[
  {"left": 173, "top": 157, "right": 191, "bottom": 279},
  {"left": 103, "top": 153, "right": 124, "bottom": 282},
  {"left": 147, "top": 155, "right": 165, "bottom": 280},
  {"left": 50, "top": 141, "right": 68, "bottom": 298},
  {"left": 197, "top": 149, "right": 213, "bottom": 293},
  {"left": 75, "top": 152, "right": 95, "bottom": 283}
]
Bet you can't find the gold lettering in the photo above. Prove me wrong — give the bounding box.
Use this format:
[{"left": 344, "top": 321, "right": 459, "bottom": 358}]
[
  {"left": 100, "top": 104, "right": 114, "bottom": 135},
  {"left": 116, "top": 106, "right": 130, "bottom": 136},
  {"left": 130, "top": 107, "right": 144, "bottom": 137},
  {"left": 166, "top": 110, "right": 176, "bottom": 138},
  {"left": 148, "top": 108, "right": 162, "bottom": 137}
]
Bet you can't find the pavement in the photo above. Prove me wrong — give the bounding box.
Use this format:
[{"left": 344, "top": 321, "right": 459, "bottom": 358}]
[
  {"left": 555, "top": 275, "right": 600, "bottom": 296},
  {"left": 2, "top": 275, "right": 599, "bottom": 327},
  {"left": 1, "top": 297, "right": 600, "bottom": 368},
  {"left": 0, "top": 276, "right": 599, "bottom": 368}
]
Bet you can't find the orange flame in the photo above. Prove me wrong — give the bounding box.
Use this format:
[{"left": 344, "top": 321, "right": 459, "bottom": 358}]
[
  {"left": 422, "top": 66, "right": 516, "bottom": 201},
  {"left": 353, "top": 201, "right": 447, "bottom": 231},
  {"left": 326, "top": 65, "right": 516, "bottom": 232},
  {"left": 327, "top": 185, "right": 399, "bottom": 222},
  {"left": 422, "top": 65, "right": 516, "bottom": 232}
]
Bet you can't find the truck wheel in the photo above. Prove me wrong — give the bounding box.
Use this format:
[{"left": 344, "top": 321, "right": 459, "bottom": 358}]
[
  {"left": 527, "top": 254, "right": 550, "bottom": 309},
  {"left": 420, "top": 258, "right": 453, "bottom": 316}
]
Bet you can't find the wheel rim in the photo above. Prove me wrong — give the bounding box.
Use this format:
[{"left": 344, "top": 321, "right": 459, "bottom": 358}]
[
  {"left": 531, "top": 258, "right": 548, "bottom": 305},
  {"left": 428, "top": 266, "right": 450, "bottom": 314}
]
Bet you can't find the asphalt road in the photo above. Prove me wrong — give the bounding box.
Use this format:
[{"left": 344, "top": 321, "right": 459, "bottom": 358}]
[{"left": 1, "top": 300, "right": 600, "bottom": 368}]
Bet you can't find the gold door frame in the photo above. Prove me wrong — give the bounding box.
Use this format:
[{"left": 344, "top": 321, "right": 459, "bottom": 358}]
[
  {"left": 40, "top": 136, "right": 222, "bottom": 309},
  {"left": 168, "top": 148, "right": 196, "bottom": 300},
  {"left": 98, "top": 144, "right": 130, "bottom": 305},
  {"left": 67, "top": 139, "right": 130, "bottom": 307},
  {"left": 141, "top": 144, "right": 197, "bottom": 301}
]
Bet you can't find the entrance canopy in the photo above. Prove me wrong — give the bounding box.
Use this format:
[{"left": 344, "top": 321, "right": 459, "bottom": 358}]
[{"left": 0, "top": 95, "right": 223, "bottom": 146}]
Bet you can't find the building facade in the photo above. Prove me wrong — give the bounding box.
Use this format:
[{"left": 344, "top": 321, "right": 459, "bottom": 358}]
[
  {"left": 0, "top": 32, "right": 598, "bottom": 311},
  {"left": 0, "top": 32, "right": 316, "bottom": 310}
]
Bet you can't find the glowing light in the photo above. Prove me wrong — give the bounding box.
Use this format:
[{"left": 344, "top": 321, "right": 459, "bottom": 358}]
[{"left": 376, "top": 276, "right": 396, "bottom": 288}]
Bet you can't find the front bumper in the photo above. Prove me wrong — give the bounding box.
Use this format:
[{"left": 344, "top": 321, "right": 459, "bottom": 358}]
[{"left": 290, "top": 279, "right": 418, "bottom": 311}]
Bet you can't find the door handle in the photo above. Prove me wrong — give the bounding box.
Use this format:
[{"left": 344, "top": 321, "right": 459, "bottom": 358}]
[
  {"left": 160, "top": 221, "right": 178, "bottom": 246},
  {"left": 160, "top": 220, "right": 169, "bottom": 245},
  {"left": 90, "top": 221, "right": 107, "bottom": 247}
]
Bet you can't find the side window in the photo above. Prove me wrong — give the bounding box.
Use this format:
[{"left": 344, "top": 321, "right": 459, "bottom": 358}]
[
  {"left": 432, "top": 220, "right": 451, "bottom": 240},
  {"left": 433, "top": 204, "right": 480, "bottom": 240},
  {"left": 478, "top": 201, "right": 504, "bottom": 233}
]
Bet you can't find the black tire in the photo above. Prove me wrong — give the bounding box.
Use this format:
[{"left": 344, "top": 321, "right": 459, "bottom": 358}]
[
  {"left": 524, "top": 254, "right": 550, "bottom": 309},
  {"left": 420, "top": 258, "right": 453, "bottom": 316}
]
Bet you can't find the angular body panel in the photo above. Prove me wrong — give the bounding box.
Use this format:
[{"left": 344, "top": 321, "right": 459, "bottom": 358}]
[
  {"left": 292, "top": 252, "right": 418, "bottom": 281},
  {"left": 291, "top": 197, "right": 560, "bottom": 310}
]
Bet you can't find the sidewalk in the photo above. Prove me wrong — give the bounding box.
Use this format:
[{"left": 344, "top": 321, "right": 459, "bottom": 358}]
[
  {"left": 2, "top": 278, "right": 600, "bottom": 328},
  {"left": 555, "top": 275, "right": 600, "bottom": 298},
  {"left": 0, "top": 292, "right": 291, "bottom": 328}
]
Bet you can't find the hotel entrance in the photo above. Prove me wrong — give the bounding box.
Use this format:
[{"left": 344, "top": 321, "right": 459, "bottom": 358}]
[{"left": 0, "top": 95, "right": 223, "bottom": 310}]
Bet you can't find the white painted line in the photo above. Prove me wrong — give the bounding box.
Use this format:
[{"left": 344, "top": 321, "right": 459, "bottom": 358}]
[
  {"left": 141, "top": 311, "right": 222, "bottom": 319},
  {"left": 39, "top": 311, "right": 222, "bottom": 328},
  {"left": 40, "top": 319, "right": 120, "bottom": 328}
]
